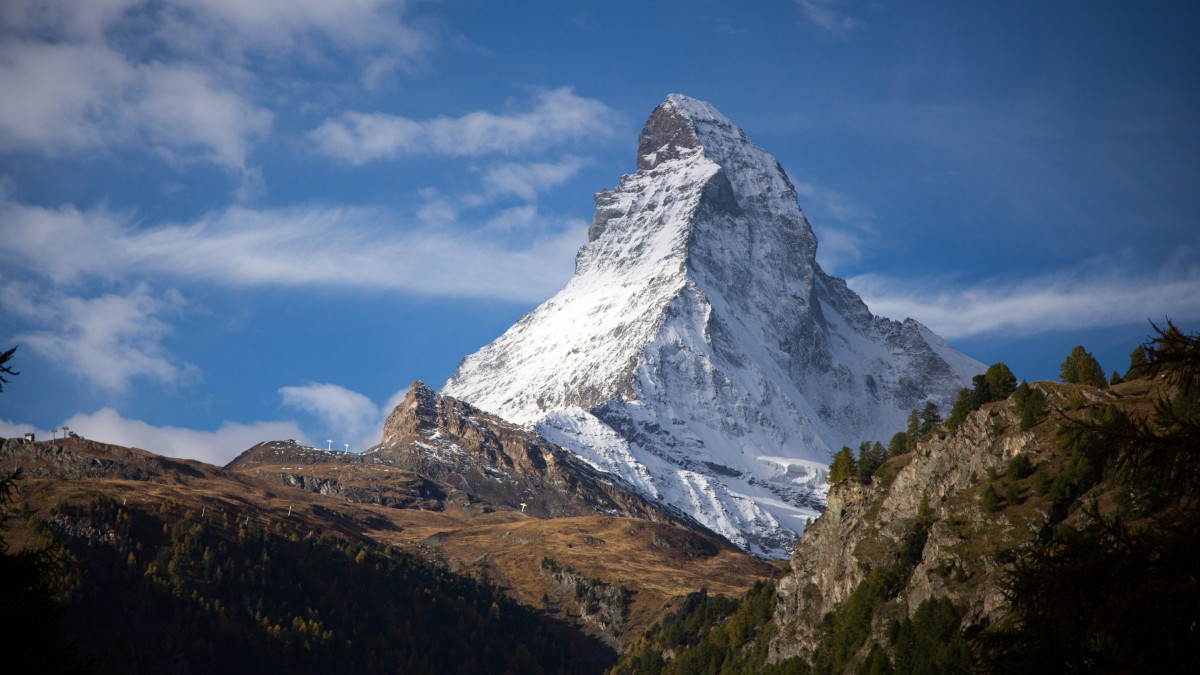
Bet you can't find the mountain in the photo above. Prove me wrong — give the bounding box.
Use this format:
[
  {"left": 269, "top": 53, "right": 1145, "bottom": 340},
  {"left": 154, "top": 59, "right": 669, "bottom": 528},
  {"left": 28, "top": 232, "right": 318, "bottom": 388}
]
[{"left": 443, "top": 94, "right": 983, "bottom": 557}]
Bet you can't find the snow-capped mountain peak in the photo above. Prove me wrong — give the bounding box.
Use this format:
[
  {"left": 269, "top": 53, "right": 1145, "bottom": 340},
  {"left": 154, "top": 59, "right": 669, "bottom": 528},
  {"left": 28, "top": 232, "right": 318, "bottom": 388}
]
[{"left": 442, "top": 95, "right": 983, "bottom": 557}]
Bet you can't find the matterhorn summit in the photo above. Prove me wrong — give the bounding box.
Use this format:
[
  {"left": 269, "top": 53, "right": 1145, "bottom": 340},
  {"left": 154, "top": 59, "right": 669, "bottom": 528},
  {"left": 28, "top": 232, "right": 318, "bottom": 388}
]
[{"left": 443, "top": 94, "right": 982, "bottom": 557}]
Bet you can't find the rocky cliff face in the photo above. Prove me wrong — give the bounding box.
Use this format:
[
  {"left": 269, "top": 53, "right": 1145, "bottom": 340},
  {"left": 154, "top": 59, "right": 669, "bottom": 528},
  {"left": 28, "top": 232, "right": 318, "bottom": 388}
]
[
  {"left": 443, "top": 94, "right": 982, "bottom": 556},
  {"left": 364, "top": 381, "right": 693, "bottom": 525},
  {"left": 769, "top": 381, "right": 1105, "bottom": 661}
]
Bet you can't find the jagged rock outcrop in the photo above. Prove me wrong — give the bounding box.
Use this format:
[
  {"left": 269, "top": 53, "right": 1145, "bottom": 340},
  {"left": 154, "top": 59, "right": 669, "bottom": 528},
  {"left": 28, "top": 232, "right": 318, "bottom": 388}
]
[
  {"left": 364, "top": 381, "right": 696, "bottom": 524},
  {"left": 443, "top": 94, "right": 982, "bottom": 556},
  {"left": 769, "top": 381, "right": 1100, "bottom": 662}
]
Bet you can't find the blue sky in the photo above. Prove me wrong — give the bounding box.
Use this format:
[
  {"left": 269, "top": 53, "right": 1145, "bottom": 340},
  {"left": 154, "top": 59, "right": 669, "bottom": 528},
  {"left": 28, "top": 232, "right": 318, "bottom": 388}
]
[{"left": 2, "top": 1, "right": 1198, "bottom": 465}]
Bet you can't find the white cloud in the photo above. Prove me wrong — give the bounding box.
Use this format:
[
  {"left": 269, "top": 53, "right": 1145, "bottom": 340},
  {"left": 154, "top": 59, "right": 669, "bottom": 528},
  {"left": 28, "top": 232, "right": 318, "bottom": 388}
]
[
  {"left": 0, "top": 198, "right": 586, "bottom": 303},
  {"left": 133, "top": 63, "right": 273, "bottom": 170},
  {"left": 795, "top": 0, "right": 863, "bottom": 36},
  {"left": 310, "top": 88, "right": 615, "bottom": 164},
  {"left": 0, "top": 410, "right": 305, "bottom": 467},
  {"left": 849, "top": 263, "right": 1200, "bottom": 339},
  {"left": 279, "top": 382, "right": 382, "bottom": 451},
  {"left": 0, "top": 35, "right": 268, "bottom": 172},
  {"left": 0, "top": 200, "right": 125, "bottom": 285},
  {"left": 1, "top": 282, "right": 195, "bottom": 393},
  {"left": 0, "top": 0, "right": 431, "bottom": 170},
  {"left": 279, "top": 381, "right": 419, "bottom": 451},
  {"left": 0, "top": 380, "right": 412, "bottom": 465},
  {"left": 483, "top": 205, "right": 539, "bottom": 232},
  {"left": 479, "top": 156, "right": 588, "bottom": 202}
]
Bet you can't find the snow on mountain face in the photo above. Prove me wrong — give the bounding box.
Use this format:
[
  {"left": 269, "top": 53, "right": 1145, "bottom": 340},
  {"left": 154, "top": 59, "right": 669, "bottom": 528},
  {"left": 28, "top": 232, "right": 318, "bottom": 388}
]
[{"left": 442, "top": 94, "right": 984, "bottom": 557}]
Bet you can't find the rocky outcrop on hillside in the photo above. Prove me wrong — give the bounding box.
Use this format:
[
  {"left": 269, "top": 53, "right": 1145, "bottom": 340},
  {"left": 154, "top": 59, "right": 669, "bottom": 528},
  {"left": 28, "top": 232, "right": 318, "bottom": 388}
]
[
  {"left": 769, "top": 381, "right": 1101, "bottom": 662},
  {"left": 365, "top": 382, "right": 698, "bottom": 525}
]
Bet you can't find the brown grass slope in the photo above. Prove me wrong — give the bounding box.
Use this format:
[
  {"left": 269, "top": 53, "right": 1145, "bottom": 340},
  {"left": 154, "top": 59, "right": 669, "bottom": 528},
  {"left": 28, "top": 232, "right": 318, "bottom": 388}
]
[{"left": 2, "top": 433, "right": 774, "bottom": 647}]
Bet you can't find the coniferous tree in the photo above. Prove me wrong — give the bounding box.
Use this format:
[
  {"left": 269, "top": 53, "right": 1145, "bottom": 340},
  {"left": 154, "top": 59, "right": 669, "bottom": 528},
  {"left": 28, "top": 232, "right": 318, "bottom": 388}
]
[
  {"left": 905, "top": 409, "right": 920, "bottom": 452},
  {"left": 1059, "top": 345, "right": 1107, "bottom": 388},
  {"left": 982, "top": 484, "right": 1000, "bottom": 512},
  {"left": 946, "top": 388, "right": 974, "bottom": 431},
  {"left": 0, "top": 349, "right": 87, "bottom": 673},
  {"left": 856, "top": 441, "right": 887, "bottom": 483},
  {"left": 970, "top": 374, "right": 991, "bottom": 408},
  {"left": 918, "top": 402, "right": 941, "bottom": 436},
  {"left": 1126, "top": 344, "right": 1149, "bottom": 380},
  {"left": 828, "top": 447, "right": 857, "bottom": 484},
  {"left": 984, "top": 362, "right": 1018, "bottom": 401},
  {"left": 887, "top": 431, "right": 908, "bottom": 457},
  {"left": 1019, "top": 386, "right": 1048, "bottom": 431},
  {"left": 1005, "top": 482, "right": 1021, "bottom": 506},
  {"left": 0, "top": 470, "right": 88, "bottom": 674},
  {"left": 0, "top": 346, "right": 17, "bottom": 393}
]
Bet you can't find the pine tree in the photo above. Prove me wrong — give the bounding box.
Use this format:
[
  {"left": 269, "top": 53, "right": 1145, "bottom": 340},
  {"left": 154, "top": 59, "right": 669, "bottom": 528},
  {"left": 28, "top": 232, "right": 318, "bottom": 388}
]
[
  {"left": 856, "top": 441, "right": 887, "bottom": 483},
  {"left": 0, "top": 346, "right": 17, "bottom": 393},
  {"left": 905, "top": 409, "right": 920, "bottom": 451},
  {"left": 984, "top": 362, "right": 1018, "bottom": 401},
  {"left": 946, "top": 388, "right": 974, "bottom": 431},
  {"left": 1059, "top": 345, "right": 1107, "bottom": 388},
  {"left": 1126, "top": 344, "right": 1149, "bottom": 380},
  {"left": 828, "top": 447, "right": 857, "bottom": 484},
  {"left": 1019, "top": 387, "right": 1048, "bottom": 431},
  {"left": 982, "top": 484, "right": 1000, "bottom": 512},
  {"left": 970, "top": 374, "right": 991, "bottom": 408},
  {"left": 919, "top": 402, "right": 941, "bottom": 436},
  {"left": 1005, "top": 482, "right": 1021, "bottom": 506}
]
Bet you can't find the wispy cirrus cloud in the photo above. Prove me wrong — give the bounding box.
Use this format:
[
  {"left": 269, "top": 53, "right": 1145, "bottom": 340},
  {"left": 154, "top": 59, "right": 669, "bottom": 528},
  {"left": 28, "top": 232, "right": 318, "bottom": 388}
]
[
  {"left": 795, "top": 0, "right": 863, "bottom": 37},
  {"left": 309, "top": 88, "right": 616, "bottom": 164},
  {"left": 0, "top": 197, "right": 585, "bottom": 303},
  {"left": 849, "top": 261, "right": 1200, "bottom": 339}
]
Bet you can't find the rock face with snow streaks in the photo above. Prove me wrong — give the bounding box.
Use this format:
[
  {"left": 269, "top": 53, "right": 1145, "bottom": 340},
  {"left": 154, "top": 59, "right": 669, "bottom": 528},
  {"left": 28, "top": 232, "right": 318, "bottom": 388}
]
[
  {"left": 366, "top": 381, "right": 688, "bottom": 523},
  {"left": 443, "top": 95, "right": 982, "bottom": 557}
]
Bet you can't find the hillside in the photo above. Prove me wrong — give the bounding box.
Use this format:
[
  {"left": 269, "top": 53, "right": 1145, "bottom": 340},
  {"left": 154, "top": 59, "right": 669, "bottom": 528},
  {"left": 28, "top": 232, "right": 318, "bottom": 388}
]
[
  {"left": 0, "top": 428, "right": 774, "bottom": 671},
  {"left": 610, "top": 324, "right": 1199, "bottom": 673}
]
